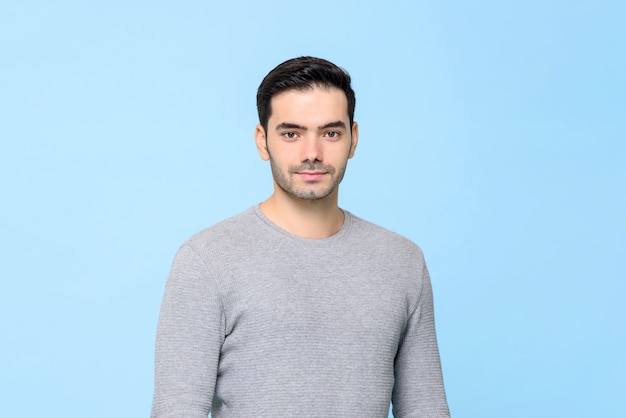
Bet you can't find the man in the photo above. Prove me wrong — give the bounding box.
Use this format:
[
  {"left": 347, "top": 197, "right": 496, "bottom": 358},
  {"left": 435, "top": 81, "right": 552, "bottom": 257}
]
[{"left": 151, "top": 56, "right": 449, "bottom": 417}]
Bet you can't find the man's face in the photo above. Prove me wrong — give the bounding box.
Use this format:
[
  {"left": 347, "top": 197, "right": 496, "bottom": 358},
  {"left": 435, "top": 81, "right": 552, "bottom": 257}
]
[{"left": 255, "top": 87, "right": 358, "bottom": 201}]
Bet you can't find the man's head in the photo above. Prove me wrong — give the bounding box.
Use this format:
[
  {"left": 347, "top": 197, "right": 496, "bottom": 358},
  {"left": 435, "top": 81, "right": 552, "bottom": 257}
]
[
  {"left": 256, "top": 56, "right": 356, "bottom": 135},
  {"left": 254, "top": 57, "right": 359, "bottom": 202}
]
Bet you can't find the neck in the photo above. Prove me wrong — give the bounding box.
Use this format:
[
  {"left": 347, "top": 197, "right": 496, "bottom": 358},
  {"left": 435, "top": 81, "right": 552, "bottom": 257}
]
[{"left": 259, "top": 190, "right": 344, "bottom": 239}]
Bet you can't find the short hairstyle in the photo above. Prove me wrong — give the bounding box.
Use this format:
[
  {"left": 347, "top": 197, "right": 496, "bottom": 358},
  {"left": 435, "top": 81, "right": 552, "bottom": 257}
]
[{"left": 256, "top": 56, "right": 356, "bottom": 133}]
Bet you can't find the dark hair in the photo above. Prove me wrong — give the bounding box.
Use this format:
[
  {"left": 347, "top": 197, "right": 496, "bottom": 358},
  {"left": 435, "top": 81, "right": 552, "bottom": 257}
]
[{"left": 256, "top": 56, "right": 356, "bottom": 133}]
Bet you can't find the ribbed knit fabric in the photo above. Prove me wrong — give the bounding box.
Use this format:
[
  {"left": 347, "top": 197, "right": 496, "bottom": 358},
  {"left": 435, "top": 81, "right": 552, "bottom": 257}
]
[{"left": 151, "top": 206, "right": 449, "bottom": 417}]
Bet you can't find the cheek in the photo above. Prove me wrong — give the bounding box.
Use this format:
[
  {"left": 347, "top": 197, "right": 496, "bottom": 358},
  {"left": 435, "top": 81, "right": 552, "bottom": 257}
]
[
  {"left": 336, "top": 142, "right": 355, "bottom": 161},
  {"left": 268, "top": 142, "right": 299, "bottom": 162},
  {"left": 266, "top": 147, "right": 294, "bottom": 169}
]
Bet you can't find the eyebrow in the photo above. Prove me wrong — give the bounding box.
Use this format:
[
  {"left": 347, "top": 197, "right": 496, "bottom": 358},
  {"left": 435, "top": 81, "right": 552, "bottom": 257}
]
[{"left": 275, "top": 121, "right": 347, "bottom": 131}]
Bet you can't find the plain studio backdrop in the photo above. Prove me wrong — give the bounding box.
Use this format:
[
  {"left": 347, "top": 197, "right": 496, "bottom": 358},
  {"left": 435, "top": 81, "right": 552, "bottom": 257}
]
[{"left": 1, "top": 1, "right": 624, "bottom": 417}]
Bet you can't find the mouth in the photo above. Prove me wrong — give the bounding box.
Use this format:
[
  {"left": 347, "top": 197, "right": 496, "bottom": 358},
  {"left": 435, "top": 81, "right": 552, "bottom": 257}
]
[{"left": 296, "top": 171, "right": 327, "bottom": 181}]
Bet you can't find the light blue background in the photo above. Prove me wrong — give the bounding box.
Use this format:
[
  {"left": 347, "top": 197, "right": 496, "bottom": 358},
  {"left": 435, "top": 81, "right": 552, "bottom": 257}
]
[{"left": 1, "top": 1, "right": 624, "bottom": 417}]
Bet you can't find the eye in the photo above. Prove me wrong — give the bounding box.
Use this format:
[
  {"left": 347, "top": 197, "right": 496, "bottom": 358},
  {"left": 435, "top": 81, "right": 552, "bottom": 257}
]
[
  {"left": 325, "top": 131, "right": 341, "bottom": 140},
  {"left": 282, "top": 132, "right": 299, "bottom": 141}
]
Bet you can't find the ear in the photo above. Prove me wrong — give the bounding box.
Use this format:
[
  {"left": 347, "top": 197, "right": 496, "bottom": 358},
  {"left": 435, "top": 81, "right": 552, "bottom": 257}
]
[
  {"left": 255, "top": 124, "right": 270, "bottom": 161},
  {"left": 348, "top": 121, "right": 359, "bottom": 159}
]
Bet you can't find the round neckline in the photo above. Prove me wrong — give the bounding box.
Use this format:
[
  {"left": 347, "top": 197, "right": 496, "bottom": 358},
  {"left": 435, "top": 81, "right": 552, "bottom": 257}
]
[{"left": 251, "top": 204, "right": 353, "bottom": 247}]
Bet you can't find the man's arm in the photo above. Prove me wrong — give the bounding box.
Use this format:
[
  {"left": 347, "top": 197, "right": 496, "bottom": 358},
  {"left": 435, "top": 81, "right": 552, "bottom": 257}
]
[
  {"left": 151, "top": 244, "right": 224, "bottom": 418},
  {"left": 391, "top": 265, "right": 450, "bottom": 417}
]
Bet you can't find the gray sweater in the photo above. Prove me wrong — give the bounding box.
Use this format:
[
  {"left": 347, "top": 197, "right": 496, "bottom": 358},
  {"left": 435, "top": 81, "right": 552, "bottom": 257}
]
[{"left": 151, "top": 206, "right": 449, "bottom": 417}]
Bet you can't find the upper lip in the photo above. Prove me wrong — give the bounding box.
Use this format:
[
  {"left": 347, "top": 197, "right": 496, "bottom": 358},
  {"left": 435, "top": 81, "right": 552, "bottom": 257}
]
[{"left": 297, "top": 171, "right": 326, "bottom": 174}]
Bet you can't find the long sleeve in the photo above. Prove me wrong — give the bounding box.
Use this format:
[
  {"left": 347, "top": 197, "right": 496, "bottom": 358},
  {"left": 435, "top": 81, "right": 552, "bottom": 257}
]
[
  {"left": 151, "top": 244, "right": 225, "bottom": 418},
  {"left": 391, "top": 265, "right": 450, "bottom": 417}
]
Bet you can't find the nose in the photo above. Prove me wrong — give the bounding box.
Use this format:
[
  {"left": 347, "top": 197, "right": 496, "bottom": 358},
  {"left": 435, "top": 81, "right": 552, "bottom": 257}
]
[{"left": 301, "top": 135, "right": 323, "bottom": 163}]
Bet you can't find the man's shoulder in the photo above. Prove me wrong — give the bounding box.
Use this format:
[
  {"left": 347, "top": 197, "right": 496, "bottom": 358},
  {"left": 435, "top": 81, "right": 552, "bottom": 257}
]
[{"left": 347, "top": 211, "right": 425, "bottom": 258}]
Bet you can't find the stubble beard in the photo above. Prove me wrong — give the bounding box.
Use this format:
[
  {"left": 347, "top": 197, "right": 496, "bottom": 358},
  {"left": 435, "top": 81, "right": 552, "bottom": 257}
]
[{"left": 269, "top": 159, "right": 347, "bottom": 201}]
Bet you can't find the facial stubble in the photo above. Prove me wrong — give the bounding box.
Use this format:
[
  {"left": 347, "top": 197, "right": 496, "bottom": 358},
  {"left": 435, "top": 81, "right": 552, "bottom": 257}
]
[{"left": 268, "top": 155, "right": 349, "bottom": 201}]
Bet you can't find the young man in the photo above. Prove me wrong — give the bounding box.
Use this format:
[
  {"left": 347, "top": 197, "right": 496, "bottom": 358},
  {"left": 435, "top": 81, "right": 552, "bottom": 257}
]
[{"left": 151, "top": 57, "right": 449, "bottom": 417}]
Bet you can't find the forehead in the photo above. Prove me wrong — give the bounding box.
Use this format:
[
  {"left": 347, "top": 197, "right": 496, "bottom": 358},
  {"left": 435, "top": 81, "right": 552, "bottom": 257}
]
[{"left": 269, "top": 87, "right": 349, "bottom": 125}]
